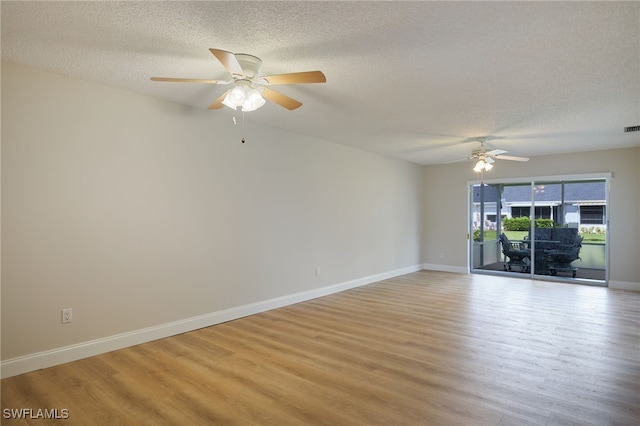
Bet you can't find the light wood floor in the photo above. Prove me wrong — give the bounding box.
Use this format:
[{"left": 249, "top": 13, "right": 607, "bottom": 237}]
[{"left": 2, "top": 271, "right": 639, "bottom": 425}]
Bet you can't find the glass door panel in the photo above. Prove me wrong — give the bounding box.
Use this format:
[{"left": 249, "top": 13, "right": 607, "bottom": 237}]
[
  {"left": 470, "top": 183, "right": 501, "bottom": 271},
  {"left": 531, "top": 182, "right": 562, "bottom": 277},
  {"left": 557, "top": 180, "right": 606, "bottom": 282},
  {"left": 497, "top": 183, "right": 533, "bottom": 274},
  {"left": 471, "top": 182, "right": 531, "bottom": 275}
]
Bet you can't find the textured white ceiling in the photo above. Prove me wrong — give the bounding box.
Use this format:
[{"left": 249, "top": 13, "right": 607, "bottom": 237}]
[{"left": 2, "top": 1, "right": 639, "bottom": 165}]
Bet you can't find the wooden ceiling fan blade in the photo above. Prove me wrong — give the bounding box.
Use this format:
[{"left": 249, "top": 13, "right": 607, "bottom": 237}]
[
  {"left": 209, "top": 48, "right": 245, "bottom": 78},
  {"left": 261, "top": 88, "right": 303, "bottom": 110},
  {"left": 496, "top": 155, "right": 529, "bottom": 162},
  {"left": 151, "top": 77, "right": 227, "bottom": 84},
  {"left": 207, "top": 89, "right": 231, "bottom": 110},
  {"left": 262, "top": 71, "right": 326, "bottom": 85}
]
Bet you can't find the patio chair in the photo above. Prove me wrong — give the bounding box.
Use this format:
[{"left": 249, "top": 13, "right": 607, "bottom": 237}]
[
  {"left": 499, "top": 233, "right": 531, "bottom": 272},
  {"left": 547, "top": 235, "right": 583, "bottom": 277}
]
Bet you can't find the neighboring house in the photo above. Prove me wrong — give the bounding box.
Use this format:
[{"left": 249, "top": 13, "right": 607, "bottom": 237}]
[{"left": 472, "top": 181, "right": 606, "bottom": 231}]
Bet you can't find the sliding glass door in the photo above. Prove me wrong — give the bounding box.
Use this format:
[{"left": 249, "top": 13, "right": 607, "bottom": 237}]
[{"left": 470, "top": 177, "right": 607, "bottom": 285}]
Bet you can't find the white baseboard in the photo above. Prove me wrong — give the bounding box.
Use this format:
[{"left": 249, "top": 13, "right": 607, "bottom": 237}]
[
  {"left": 1, "top": 264, "right": 423, "bottom": 379},
  {"left": 422, "top": 263, "right": 469, "bottom": 274},
  {"left": 420, "top": 265, "right": 640, "bottom": 293},
  {"left": 608, "top": 280, "right": 640, "bottom": 291}
]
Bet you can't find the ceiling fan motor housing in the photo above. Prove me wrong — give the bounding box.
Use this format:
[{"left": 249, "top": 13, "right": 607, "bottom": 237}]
[
  {"left": 234, "top": 53, "right": 262, "bottom": 79},
  {"left": 472, "top": 149, "right": 486, "bottom": 158}
]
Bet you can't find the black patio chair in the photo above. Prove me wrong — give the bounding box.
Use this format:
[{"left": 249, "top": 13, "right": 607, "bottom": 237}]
[
  {"left": 547, "top": 235, "right": 583, "bottom": 277},
  {"left": 499, "top": 233, "right": 531, "bottom": 272}
]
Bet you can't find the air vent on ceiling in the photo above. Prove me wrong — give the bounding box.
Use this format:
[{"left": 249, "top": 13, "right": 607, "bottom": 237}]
[{"left": 624, "top": 125, "right": 640, "bottom": 132}]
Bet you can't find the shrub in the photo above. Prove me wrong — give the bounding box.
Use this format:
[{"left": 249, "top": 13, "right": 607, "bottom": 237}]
[
  {"left": 503, "top": 217, "right": 530, "bottom": 231},
  {"left": 503, "top": 217, "right": 555, "bottom": 231},
  {"left": 535, "top": 219, "right": 554, "bottom": 228}
]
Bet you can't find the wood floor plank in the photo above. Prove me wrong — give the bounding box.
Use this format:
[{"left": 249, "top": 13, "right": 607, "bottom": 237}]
[{"left": 2, "top": 271, "right": 638, "bottom": 425}]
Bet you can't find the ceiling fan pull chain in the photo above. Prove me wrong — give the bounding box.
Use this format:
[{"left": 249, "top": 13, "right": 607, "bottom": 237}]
[
  {"left": 241, "top": 110, "right": 246, "bottom": 143},
  {"left": 231, "top": 112, "right": 246, "bottom": 143}
]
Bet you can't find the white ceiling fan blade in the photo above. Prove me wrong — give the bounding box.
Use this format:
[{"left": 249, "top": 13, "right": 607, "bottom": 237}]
[
  {"left": 485, "top": 157, "right": 495, "bottom": 164},
  {"left": 150, "top": 77, "right": 230, "bottom": 84},
  {"left": 485, "top": 149, "right": 507, "bottom": 156},
  {"left": 445, "top": 156, "right": 473, "bottom": 164},
  {"left": 495, "top": 154, "right": 529, "bottom": 162}
]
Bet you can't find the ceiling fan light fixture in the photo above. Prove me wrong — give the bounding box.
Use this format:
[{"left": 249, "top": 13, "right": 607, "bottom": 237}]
[
  {"left": 222, "top": 85, "right": 266, "bottom": 112},
  {"left": 221, "top": 96, "right": 235, "bottom": 109},
  {"left": 241, "top": 88, "right": 266, "bottom": 112},
  {"left": 473, "top": 158, "right": 494, "bottom": 173},
  {"left": 224, "top": 86, "right": 247, "bottom": 108}
]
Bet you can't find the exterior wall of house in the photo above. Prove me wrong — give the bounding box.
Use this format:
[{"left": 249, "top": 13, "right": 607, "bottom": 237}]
[
  {"left": 471, "top": 181, "right": 608, "bottom": 231},
  {"left": 472, "top": 201, "right": 605, "bottom": 231}
]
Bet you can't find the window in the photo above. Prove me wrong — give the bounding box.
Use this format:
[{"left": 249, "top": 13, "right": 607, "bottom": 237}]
[
  {"left": 534, "top": 206, "right": 551, "bottom": 219},
  {"left": 511, "top": 206, "right": 530, "bottom": 217},
  {"left": 511, "top": 206, "right": 552, "bottom": 219},
  {"left": 581, "top": 205, "right": 606, "bottom": 224}
]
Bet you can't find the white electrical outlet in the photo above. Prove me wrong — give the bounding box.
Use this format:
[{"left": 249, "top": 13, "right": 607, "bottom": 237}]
[
  {"left": 62, "top": 308, "right": 72, "bottom": 324},
  {"left": 316, "top": 267, "right": 321, "bottom": 276}
]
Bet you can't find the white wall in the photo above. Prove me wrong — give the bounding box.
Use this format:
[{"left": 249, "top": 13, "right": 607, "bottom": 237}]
[
  {"left": 423, "top": 146, "right": 640, "bottom": 288},
  {"left": 1, "top": 62, "right": 424, "bottom": 371}
]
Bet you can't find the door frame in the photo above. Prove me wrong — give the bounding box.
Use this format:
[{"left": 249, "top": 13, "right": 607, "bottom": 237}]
[{"left": 467, "top": 173, "right": 610, "bottom": 285}]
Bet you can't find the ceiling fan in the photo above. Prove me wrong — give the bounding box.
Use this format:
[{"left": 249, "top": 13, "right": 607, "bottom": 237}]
[
  {"left": 151, "top": 48, "right": 326, "bottom": 111},
  {"left": 453, "top": 137, "right": 529, "bottom": 172}
]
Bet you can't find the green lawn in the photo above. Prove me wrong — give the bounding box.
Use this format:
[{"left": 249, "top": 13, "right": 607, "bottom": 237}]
[
  {"left": 479, "top": 230, "right": 605, "bottom": 244},
  {"left": 480, "top": 230, "right": 527, "bottom": 241},
  {"left": 581, "top": 234, "right": 606, "bottom": 243}
]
